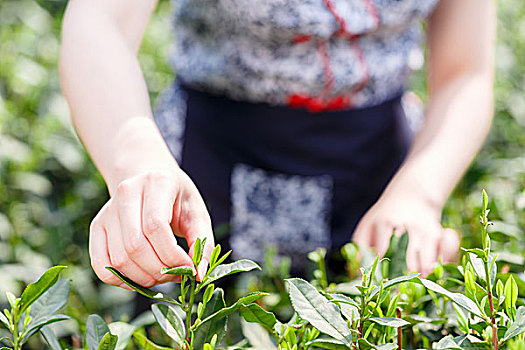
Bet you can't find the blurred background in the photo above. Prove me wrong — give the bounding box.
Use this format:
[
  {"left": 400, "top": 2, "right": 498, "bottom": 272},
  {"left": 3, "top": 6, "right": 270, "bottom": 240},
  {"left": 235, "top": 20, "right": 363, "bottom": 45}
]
[{"left": 0, "top": 0, "right": 524, "bottom": 344}]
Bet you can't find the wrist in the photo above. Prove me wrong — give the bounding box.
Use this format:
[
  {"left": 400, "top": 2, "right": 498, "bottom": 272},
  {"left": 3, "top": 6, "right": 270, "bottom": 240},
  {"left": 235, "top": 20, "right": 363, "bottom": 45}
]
[
  {"left": 106, "top": 117, "right": 178, "bottom": 194},
  {"left": 382, "top": 164, "right": 447, "bottom": 214}
]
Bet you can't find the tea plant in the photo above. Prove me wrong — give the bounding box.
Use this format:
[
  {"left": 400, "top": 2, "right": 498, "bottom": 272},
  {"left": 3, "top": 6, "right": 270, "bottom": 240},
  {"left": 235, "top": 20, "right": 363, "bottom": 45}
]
[
  {"left": 237, "top": 190, "right": 525, "bottom": 349},
  {"left": 105, "top": 238, "right": 266, "bottom": 350},
  {"left": 1, "top": 191, "right": 523, "bottom": 349},
  {"left": 0, "top": 266, "right": 70, "bottom": 350},
  {"left": 416, "top": 190, "right": 525, "bottom": 349}
]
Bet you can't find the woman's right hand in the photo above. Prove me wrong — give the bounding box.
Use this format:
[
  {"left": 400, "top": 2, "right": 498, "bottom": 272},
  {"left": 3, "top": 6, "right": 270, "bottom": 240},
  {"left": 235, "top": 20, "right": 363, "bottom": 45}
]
[
  {"left": 89, "top": 166, "right": 215, "bottom": 289},
  {"left": 59, "top": 0, "right": 214, "bottom": 289}
]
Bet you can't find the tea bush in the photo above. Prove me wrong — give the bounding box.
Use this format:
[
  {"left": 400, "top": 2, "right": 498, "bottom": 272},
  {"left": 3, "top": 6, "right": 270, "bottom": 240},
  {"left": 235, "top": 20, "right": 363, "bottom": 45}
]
[{"left": 1, "top": 192, "right": 524, "bottom": 349}]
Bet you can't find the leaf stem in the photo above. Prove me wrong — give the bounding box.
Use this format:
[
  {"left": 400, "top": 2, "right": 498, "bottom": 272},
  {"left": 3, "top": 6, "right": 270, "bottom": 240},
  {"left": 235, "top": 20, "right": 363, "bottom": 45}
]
[
  {"left": 396, "top": 308, "right": 402, "bottom": 350},
  {"left": 484, "top": 258, "right": 498, "bottom": 350},
  {"left": 11, "top": 309, "right": 20, "bottom": 350},
  {"left": 185, "top": 278, "right": 196, "bottom": 350}
]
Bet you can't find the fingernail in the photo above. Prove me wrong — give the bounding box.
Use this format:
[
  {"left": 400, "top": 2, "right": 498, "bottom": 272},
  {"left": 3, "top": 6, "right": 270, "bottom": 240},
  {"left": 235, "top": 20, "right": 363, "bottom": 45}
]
[{"left": 197, "top": 260, "right": 208, "bottom": 282}]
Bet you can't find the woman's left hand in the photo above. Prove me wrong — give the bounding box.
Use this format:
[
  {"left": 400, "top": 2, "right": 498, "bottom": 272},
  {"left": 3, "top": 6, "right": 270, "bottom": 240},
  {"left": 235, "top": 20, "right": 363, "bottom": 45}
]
[{"left": 352, "top": 186, "right": 460, "bottom": 276}]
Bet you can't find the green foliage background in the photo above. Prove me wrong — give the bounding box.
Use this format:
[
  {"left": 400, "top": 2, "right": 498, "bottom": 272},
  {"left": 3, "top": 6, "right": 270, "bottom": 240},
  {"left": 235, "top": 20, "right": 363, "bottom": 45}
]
[{"left": 0, "top": 0, "right": 524, "bottom": 344}]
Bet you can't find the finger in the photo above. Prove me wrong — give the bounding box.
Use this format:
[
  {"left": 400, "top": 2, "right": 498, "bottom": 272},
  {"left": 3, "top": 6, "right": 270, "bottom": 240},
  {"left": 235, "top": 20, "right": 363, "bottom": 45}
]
[
  {"left": 196, "top": 260, "right": 209, "bottom": 282},
  {"left": 185, "top": 204, "right": 214, "bottom": 281},
  {"left": 174, "top": 180, "right": 215, "bottom": 266},
  {"left": 352, "top": 219, "right": 373, "bottom": 250},
  {"left": 373, "top": 223, "right": 396, "bottom": 258},
  {"left": 419, "top": 232, "right": 439, "bottom": 277},
  {"left": 407, "top": 228, "right": 438, "bottom": 276},
  {"left": 105, "top": 208, "right": 157, "bottom": 287},
  {"left": 116, "top": 179, "right": 178, "bottom": 283},
  {"left": 89, "top": 217, "right": 131, "bottom": 290},
  {"left": 439, "top": 228, "right": 460, "bottom": 264},
  {"left": 406, "top": 228, "right": 421, "bottom": 274},
  {"left": 141, "top": 175, "right": 194, "bottom": 270}
]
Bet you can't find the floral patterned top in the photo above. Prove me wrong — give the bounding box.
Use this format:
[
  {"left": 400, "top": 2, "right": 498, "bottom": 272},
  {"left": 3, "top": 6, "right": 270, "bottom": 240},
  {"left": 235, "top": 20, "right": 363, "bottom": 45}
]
[{"left": 171, "top": 0, "right": 439, "bottom": 112}]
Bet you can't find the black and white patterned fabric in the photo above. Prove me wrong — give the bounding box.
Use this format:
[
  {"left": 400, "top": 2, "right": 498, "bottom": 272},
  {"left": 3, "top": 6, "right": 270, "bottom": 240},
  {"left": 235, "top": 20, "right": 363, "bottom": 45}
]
[
  {"left": 230, "top": 164, "right": 333, "bottom": 264},
  {"left": 170, "top": 0, "right": 439, "bottom": 109}
]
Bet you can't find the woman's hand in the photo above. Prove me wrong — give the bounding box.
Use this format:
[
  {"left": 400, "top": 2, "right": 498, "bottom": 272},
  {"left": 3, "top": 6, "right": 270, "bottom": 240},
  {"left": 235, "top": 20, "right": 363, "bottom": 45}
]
[
  {"left": 89, "top": 167, "right": 214, "bottom": 289},
  {"left": 352, "top": 184, "right": 460, "bottom": 276},
  {"left": 353, "top": 0, "right": 494, "bottom": 277},
  {"left": 59, "top": 0, "right": 215, "bottom": 288}
]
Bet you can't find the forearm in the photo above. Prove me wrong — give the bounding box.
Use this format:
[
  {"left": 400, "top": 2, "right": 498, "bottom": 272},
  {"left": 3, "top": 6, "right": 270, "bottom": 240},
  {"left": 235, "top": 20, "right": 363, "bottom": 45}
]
[
  {"left": 59, "top": 0, "right": 170, "bottom": 194},
  {"left": 385, "top": 0, "right": 495, "bottom": 209},
  {"left": 388, "top": 71, "right": 493, "bottom": 208}
]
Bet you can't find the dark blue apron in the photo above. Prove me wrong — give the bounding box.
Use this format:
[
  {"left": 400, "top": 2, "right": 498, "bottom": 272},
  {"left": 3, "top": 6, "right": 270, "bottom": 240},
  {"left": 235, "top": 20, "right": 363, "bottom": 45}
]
[{"left": 163, "top": 84, "right": 412, "bottom": 268}]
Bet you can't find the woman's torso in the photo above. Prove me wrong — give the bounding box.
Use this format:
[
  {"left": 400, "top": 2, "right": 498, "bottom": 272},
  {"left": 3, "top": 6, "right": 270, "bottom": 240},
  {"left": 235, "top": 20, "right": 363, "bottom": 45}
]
[{"left": 171, "top": 0, "right": 439, "bottom": 110}]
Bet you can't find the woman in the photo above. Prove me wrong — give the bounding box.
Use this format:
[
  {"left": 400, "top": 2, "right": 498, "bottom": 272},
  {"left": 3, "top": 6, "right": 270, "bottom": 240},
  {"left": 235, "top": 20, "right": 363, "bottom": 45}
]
[{"left": 59, "top": 0, "right": 495, "bottom": 288}]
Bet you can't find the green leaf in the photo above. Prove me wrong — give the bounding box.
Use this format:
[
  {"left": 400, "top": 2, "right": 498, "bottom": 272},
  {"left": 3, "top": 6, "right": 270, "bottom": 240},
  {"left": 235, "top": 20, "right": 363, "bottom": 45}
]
[
  {"left": 453, "top": 334, "right": 487, "bottom": 349},
  {"left": 105, "top": 267, "right": 181, "bottom": 306},
  {"left": 504, "top": 275, "right": 518, "bottom": 313},
  {"left": 482, "top": 190, "right": 488, "bottom": 213},
  {"left": 40, "top": 326, "right": 62, "bottom": 350},
  {"left": 192, "top": 237, "right": 205, "bottom": 266},
  {"left": 240, "top": 319, "right": 275, "bottom": 350},
  {"left": 132, "top": 331, "right": 172, "bottom": 350},
  {"left": 239, "top": 303, "right": 277, "bottom": 331},
  {"left": 200, "top": 260, "right": 260, "bottom": 289},
  {"left": 464, "top": 268, "right": 477, "bottom": 300},
  {"left": 306, "top": 338, "right": 350, "bottom": 349},
  {"left": 384, "top": 231, "right": 409, "bottom": 278},
  {"left": 211, "top": 250, "right": 232, "bottom": 270},
  {"left": 86, "top": 315, "right": 111, "bottom": 350},
  {"left": 108, "top": 321, "right": 136, "bottom": 350},
  {"left": 21, "top": 314, "right": 70, "bottom": 343},
  {"left": 19, "top": 266, "right": 67, "bottom": 314},
  {"left": 496, "top": 279, "right": 505, "bottom": 306},
  {"left": 434, "top": 335, "right": 461, "bottom": 349},
  {"left": 376, "top": 345, "right": 398, "bottom": 350},
  {"left": 357, "top": 338, "right": 397, "bottom": 350},
  {"left": 453, "top": 304, "right": 469, "bottom": 334},
  {"left": 151, "top": 304, "right": 185, "bottom": 347},
  {"left": 193, "top": 289, "right": 228, "bottom": 350},
  {"left": 329, "top": 294, "right": 359, "bottom": 322},
  {"left": 461, "top": 248, "right": 485, "bottom": 259},
  {"left": 0, "top": 337, "right": 13, "bottom": 347},
  {"left": 197, "top": 292, "right": 268, "bottom": 328},
  {"left": 6, "top": 292, "right": 17, "bottom": 310},
  {"left": 202, "top": 284, "right": 214, "bottom": 304},
  {"left": 369, "top": 317, "right": 410, "bottom": 328},
  {"left": 97, "top": 332, "right": 118, "bottom": 350},
  {"left": 160, "top": 266, "right": 195, "bottom": 277},
  {"left": 367, "top": 254, "right": 382, "bottom": 284},
  {"left": 285, "top": 278, "right": 352, "bottom": 346},
  {"left": 209, "top": 245, "right": 221, "bottom": 267},
  {"left": 419, "top": 279, "right": 483, "bottom": 317},
  {"left": 29, "top": 278, "right": 70, "bottom": 321},
  {"left": 503, "top": 306, "right": 525, "bottom": 341},
  {"left": 0, "top": 313, "right": 8, "bottom": 329},
  {"left": 468, "top": 254, "right": 496, "bottom": 287},
  {"left": 369, "top": 273, "right": 420, "bottom": 298}
]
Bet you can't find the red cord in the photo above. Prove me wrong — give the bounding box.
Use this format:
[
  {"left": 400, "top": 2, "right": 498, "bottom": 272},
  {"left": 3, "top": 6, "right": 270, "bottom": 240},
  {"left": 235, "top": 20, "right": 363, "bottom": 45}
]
[
  {"left": 317, "top": 40, "right": 335, "bottom": 100},
  {"left": 287, "top": 0, "right": 380, "bottom": 112},
  {"left": 363, "top": 0, "right": 381, "bottom": 31},
  {"left": 322, "top": 0, "right": 347, "bottom": 34}
]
